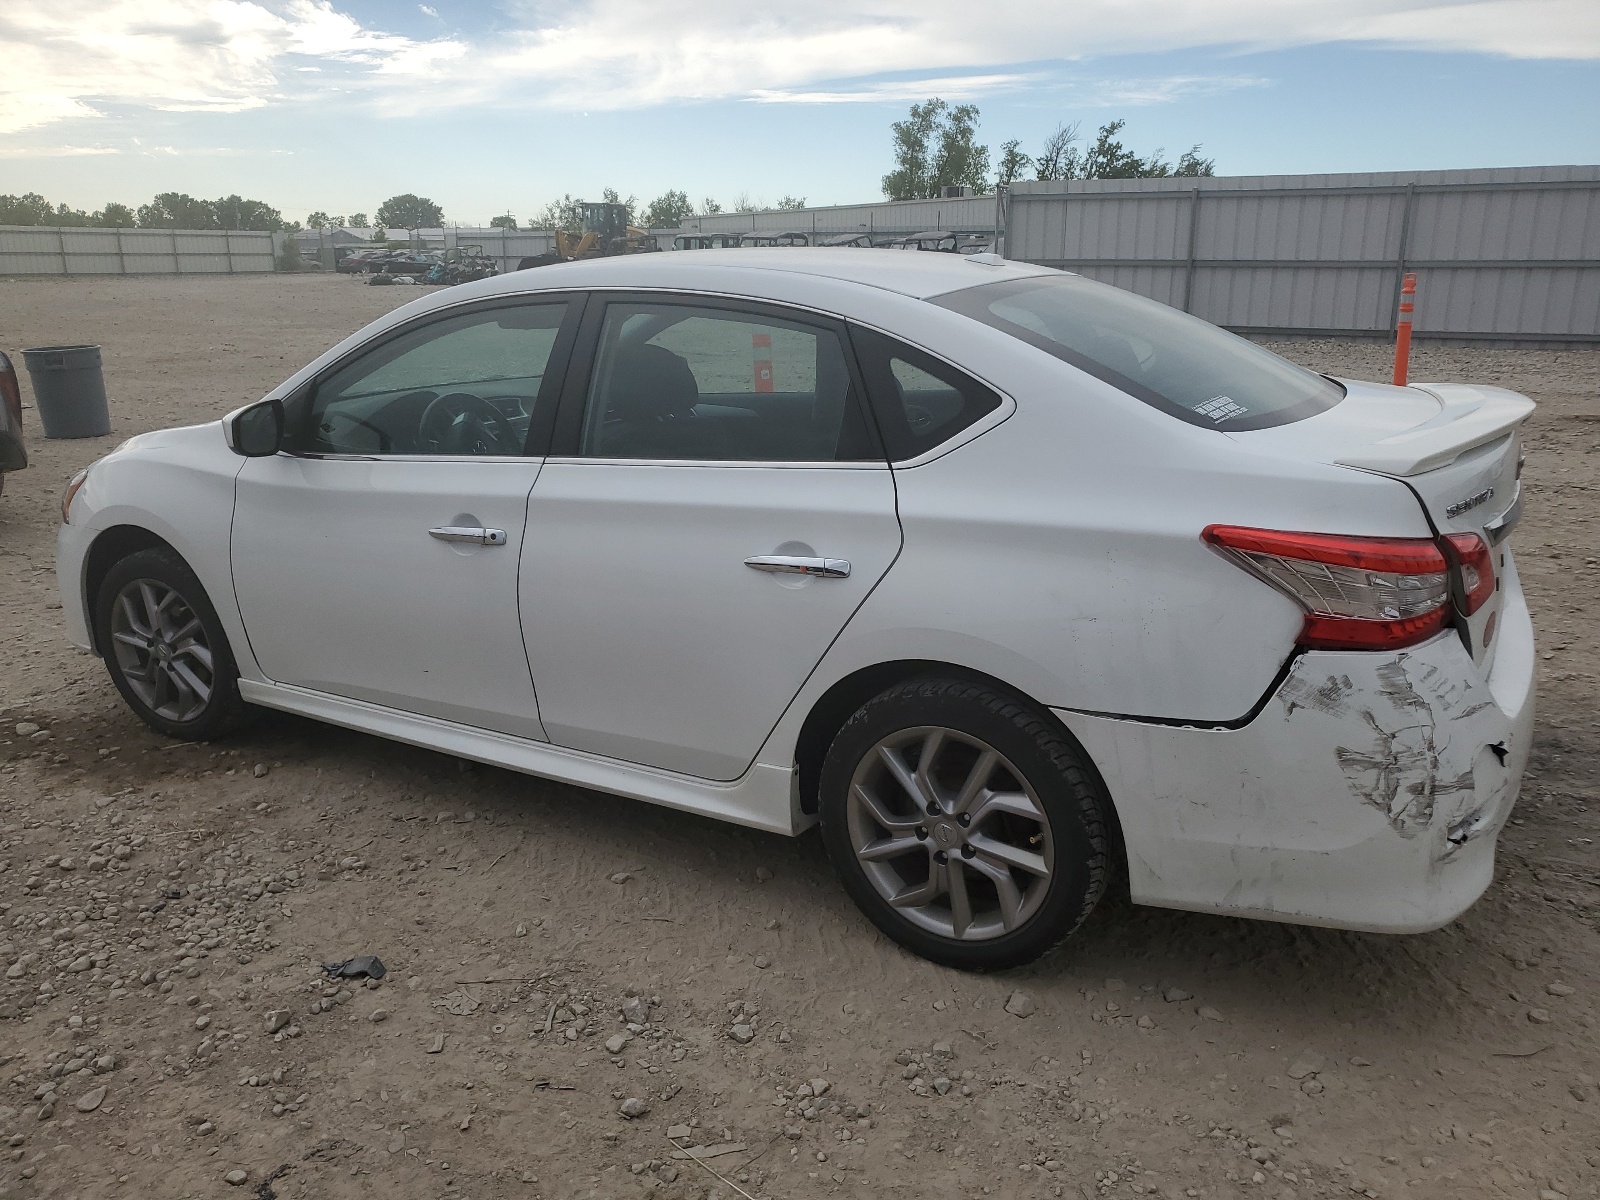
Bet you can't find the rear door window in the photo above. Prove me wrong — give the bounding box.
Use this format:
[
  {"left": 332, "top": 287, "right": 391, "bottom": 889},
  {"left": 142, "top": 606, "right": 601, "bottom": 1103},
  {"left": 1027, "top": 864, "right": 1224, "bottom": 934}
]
[
  {"left": 932, "top": 274, "right": 1343, "bottom": 431},
  {"left": 849, "top": 326, "right": 1003, "bottom": 462},
  {"left": 573, "top": 300, "right": 880, "bottom": 462}
]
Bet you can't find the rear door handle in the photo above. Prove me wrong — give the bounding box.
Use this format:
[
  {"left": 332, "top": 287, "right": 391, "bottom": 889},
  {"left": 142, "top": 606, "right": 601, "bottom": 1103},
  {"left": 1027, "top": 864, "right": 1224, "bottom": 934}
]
[
  {"left": 429, "top": 526, "right": 508, "bottom": 546},
  {"left": 744, "top": 555, "right": 851, "bottom": 579}
]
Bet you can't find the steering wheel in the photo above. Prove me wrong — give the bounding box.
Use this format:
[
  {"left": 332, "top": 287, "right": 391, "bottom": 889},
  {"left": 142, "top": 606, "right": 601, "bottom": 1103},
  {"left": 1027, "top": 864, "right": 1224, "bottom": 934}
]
[{"left": 418, "top": 392, "right": 516, "bottom": 455}]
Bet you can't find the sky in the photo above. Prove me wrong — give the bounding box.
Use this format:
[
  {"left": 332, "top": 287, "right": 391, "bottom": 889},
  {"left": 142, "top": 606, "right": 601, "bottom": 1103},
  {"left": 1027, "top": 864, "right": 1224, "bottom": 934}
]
[{"left": 2, "top": 0, "right": 1598, "bottom": 226}]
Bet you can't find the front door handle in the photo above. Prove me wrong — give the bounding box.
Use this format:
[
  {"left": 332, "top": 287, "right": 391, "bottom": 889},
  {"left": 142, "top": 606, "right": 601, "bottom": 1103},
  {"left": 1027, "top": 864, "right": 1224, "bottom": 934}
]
[
  {"left": 429, "top": 525, "right": 508, "bottom": 546},
  {"left": 744, "top": 555, "right": 851, "bottom": 579}
]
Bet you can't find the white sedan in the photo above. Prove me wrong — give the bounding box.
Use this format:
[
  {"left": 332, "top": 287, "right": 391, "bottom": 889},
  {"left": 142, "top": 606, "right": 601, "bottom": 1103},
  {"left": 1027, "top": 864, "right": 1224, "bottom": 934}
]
[{"left": 57, "top": 250, "right": 1536, "bottom": 969}]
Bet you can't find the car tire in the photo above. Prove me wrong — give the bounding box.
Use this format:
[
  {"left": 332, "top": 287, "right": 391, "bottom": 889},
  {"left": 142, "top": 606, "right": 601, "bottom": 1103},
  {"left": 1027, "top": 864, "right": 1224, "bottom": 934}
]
[
  {"left": 819, "top": 677, "right": 1112, "bottom": 970},
  {"left": 94, "top": 547, "right": 251, "bottom": 741}
]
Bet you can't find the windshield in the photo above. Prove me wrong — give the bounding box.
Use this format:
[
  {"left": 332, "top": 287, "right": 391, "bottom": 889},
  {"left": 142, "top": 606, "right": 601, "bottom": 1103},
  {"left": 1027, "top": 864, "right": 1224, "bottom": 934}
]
[{"left": 933, "top": 274, "right": 1343, "bottom": 431}]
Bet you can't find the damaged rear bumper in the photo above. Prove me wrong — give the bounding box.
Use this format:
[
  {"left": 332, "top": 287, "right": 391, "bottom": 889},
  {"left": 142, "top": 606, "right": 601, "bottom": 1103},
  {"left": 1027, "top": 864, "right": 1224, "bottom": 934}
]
[{"left": 1056, "top": 558, "right": 1536, "bottom": 935}]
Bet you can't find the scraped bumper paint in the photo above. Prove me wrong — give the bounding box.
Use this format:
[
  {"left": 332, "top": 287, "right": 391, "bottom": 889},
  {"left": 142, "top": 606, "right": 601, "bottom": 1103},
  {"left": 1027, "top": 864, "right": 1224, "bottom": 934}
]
[{"left": 1056, "top": 554, "right": 1536, "bottom": 933}]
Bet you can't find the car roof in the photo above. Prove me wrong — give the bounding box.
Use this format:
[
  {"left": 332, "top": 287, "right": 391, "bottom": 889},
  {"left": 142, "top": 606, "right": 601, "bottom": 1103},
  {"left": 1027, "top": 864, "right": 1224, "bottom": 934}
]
[{"left": 463, "top": 248, "right": 1056, "bottom": 303}]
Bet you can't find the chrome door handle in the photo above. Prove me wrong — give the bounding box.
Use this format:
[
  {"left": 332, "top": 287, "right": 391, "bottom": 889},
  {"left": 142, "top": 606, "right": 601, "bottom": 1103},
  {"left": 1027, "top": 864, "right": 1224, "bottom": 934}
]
[
  {"left": 429, "top": 526, "right": 508, "bottom": 546},
  {"left": 744, "top": 555, "right": 851, "bottom": 579}
]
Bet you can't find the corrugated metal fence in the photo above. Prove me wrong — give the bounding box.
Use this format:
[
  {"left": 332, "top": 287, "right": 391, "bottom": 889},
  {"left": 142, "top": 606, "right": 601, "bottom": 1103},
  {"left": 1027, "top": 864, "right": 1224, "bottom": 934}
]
[
  {"left": 1003, "top": 166, "right": 1600, "bottom": 344},
  {"left": 0, "top": 226, "right": 277, "bottom": 275},
  {"left": 680, "top": 195, "right": 999, "bottom": 239}
]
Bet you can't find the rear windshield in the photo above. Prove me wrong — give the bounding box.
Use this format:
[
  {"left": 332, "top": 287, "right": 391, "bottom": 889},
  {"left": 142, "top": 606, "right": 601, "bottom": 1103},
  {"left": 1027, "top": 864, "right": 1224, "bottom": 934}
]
[{"left": 933, "top": 274, "right": 1343, "bottom": 431}]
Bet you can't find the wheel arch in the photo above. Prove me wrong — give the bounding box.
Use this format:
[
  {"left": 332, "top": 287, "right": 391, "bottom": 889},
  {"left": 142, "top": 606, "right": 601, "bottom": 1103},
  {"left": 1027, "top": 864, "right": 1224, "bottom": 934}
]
[
  {"left": 793, "top": 658, "right": 1126, "bottom": 877},
  {"left": 82, "top": 525, "right": 182, "bottom": 655}
]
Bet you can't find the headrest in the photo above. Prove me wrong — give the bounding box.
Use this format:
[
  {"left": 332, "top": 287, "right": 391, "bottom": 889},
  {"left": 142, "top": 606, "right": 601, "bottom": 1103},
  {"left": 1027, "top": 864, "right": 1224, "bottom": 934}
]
[{"left": 605, "top": 343, "right": 699, "bottom": 421}]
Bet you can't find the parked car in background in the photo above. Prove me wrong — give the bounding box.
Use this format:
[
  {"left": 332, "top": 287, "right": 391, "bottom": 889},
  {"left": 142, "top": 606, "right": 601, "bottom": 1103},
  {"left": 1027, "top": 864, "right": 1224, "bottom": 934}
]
[
  {"left": 56, "top": 249, "right": 1537, "bottom": 969},
  {"left": 336, "top": 249, "right": 383, "bottom": 274},
  {"left": 0, "top": 351, "right": 27, "bottom": 497}
]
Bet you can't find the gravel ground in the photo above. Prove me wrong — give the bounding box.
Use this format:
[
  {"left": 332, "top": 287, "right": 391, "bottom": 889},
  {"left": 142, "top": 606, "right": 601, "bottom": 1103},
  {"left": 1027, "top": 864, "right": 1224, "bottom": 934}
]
[{"left": 0, "top": 273, "right": 1596, "bottom": 1200}]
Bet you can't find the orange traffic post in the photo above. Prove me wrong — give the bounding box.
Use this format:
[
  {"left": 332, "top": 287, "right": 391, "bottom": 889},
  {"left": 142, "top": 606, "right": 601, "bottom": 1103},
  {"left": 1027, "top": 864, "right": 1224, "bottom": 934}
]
[
  {"left": 752, "top": 333, "right": 774, "bottom": 393},
  {"left": 1392, "top": 271, "right": 1417, "bottom": 386}
]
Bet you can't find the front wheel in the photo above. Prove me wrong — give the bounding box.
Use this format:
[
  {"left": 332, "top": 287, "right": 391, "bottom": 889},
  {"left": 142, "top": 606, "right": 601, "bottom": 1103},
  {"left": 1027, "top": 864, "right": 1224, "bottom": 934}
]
[
  {"left": 819, "top": 677, "right": 1112, "bottom": 970},
  {"left": 94, "top": 547, "right": 251, "bottom": 741}
]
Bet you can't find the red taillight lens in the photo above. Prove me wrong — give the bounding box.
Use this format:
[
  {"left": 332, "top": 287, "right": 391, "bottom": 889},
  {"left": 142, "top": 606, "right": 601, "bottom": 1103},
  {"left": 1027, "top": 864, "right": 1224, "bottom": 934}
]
[
  {"left": 1442, "top": 533, "right": 1494, "bottom": 615},
  {"left": 1203, "top": 525, "right": 1452, "bottom": 651},
  {"left": 0, "top": 351, "right": 21, "bottom": 431}
]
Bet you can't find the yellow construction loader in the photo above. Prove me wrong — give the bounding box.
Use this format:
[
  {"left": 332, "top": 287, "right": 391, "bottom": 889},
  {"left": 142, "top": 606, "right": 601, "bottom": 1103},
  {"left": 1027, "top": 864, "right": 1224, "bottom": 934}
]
[{"left": 519, "top": 202, "right": 658, "bottom": 269}]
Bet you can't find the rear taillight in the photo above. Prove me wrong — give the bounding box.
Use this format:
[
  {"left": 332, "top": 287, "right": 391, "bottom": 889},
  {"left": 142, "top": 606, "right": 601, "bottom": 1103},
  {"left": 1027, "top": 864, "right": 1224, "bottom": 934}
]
[
  {"left": 1203, "top": 525, "right": 1453, "bottom": 651},
  {"left": 0, "top": 351, "right": 21, "bottom": 431},
  {"left": 1441, "top": 533, "right": 1495, "bottom": 615}
]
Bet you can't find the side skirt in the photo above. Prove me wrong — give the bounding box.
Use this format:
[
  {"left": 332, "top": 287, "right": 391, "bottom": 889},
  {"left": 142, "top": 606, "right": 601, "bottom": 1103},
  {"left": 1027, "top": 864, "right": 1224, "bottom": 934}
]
[{"left": 238, "top": 679, "right": 800, "bottom": 835}]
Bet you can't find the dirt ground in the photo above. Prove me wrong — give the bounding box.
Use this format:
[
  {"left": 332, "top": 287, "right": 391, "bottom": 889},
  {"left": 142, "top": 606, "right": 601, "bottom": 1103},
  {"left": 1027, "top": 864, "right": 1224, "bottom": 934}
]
[{"left": 0, "top": 273, "right": 1596, "bottom": 1200}]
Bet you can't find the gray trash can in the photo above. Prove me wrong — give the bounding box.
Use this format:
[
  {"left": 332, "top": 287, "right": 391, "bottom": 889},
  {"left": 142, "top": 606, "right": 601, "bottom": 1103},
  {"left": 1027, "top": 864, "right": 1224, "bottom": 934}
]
[{"left": 22, "top": 344, "right": 111, "bottom": 439}]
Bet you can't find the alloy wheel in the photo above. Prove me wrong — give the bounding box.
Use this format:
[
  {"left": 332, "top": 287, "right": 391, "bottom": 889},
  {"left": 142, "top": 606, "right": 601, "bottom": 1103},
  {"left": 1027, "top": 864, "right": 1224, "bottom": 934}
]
[
  {"left": 109, "top": 578, "right": 215, "bottom": 723},
  {"left": 846, "top": 726, "right": 1053, "bottom": 941}
]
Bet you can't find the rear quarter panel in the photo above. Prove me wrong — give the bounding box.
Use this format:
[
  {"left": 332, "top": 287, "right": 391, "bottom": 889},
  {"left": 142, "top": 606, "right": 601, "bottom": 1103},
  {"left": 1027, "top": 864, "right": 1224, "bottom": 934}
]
[{"left": 757, "top": 305, "right": 1439, "bottom": 775}]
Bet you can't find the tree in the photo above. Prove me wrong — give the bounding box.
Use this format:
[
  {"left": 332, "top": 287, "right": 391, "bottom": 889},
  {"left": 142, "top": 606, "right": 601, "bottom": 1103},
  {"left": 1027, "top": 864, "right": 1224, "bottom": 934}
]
[
  {"left": 700, "top": 197, "right": 722, "bottom": 215},
  {"left": 276, "top": 235, "right": 304, "bottom": 273},
  {"left": 1023, "top": 120, "right": 1214, "bottom": 182},
  {"left": 643, "top": 190, "right": 695, "bottom": 229},
  {"left": 529, "top": 194, "right": 582, "bottom": 232},
  {"left": 1174, "top": 147, "right": 1215, "bottom": 177},
  {"left": 0, "top": 193, "right": 56, "bottom": 224},
  {"left": 348, "top": 212, "right": 369, "bottom": 228},
  {"left": 371, "top": 226, "right": 389, "bottom": 243},
  {"left": 732, "top": 192, "right": 760, "bottom": 214},
  {"left": 883, "top": 98, "right": 989, "bottom": 200},
  {"left": 1080, "top": 121, "right": 1156, "bottom": 179},
  {"left": 489, "top": 214, "right": 519, "bottom": 230},
  {"left": 1033, "top": 123, "right": 1082, "bottom": 181},
  {"left": 375, "top": 194, "right": 444, "bottom": 229},
  {"left": 775, "top": 195, "right": 807, "bottom": 210},
  {"left": 306, "top": 211, "right": 331, "bottom": 228},
  {"left": 214, "top": 195, "right": 286, "bottom": 231},
  {"left": 96, "top": 203, "right": 136, "bottom": 228},
  {"left": 996, "top": 139, "right": 1032, "bottom": 188},
  {"left": 600, "top": 187, "right": 639, "bottom": 225},
  {"left": 137, "top": 193, "right": 219, "bottom": 228}
]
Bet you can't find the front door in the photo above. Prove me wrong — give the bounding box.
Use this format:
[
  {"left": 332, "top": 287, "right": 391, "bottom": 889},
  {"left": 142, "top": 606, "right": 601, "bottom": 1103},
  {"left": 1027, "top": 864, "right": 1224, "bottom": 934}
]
[
  {"left": 521, "top": 295, "right": 902, "bottom": 780},
  {"left": 232, "top": 298, "right": 575, "bottom": 738}
]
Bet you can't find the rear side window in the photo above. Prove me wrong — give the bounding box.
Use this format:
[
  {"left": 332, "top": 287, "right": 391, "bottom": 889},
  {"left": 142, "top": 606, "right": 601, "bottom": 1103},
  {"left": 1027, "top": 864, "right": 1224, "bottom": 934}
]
[
  {"left": 849, "top": 326, "right": 1003, "bottom": 461},
  {"left": 576, "top": 301, "right": 879, "bottom": 462},
  {"left": 932, "top": 274, "right": 1343, "bottom": 431}
]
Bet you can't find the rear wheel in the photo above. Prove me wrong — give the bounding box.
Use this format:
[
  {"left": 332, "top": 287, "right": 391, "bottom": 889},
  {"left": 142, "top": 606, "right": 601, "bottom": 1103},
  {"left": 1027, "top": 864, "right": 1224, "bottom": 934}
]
[
  {"left": 819, "top": 677, "right": 1111, "bottom": 970},
  {"left": 95, "top": 547, "right": 250, "bottom": 740}
]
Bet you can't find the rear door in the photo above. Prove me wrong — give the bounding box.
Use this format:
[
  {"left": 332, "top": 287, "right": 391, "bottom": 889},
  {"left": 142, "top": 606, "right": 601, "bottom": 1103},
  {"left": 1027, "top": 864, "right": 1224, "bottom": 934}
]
[{"left": 519, "top": 294, "right": 901, "bottom": 780}]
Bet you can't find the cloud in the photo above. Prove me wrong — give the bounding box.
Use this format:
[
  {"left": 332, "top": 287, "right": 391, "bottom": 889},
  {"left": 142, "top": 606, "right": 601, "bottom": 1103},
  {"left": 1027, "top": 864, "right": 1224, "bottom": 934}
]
[
  {"left": 2, "top": 0, "right": 1596, "bottom": 133},
  {"left": 0, "top": 143, "right": 120, "bottom": 158},
  {"left": 0, "top": 0, "right": 463, "bottom": 133},
  {"left": 747, "top": 74, "right": 1040, "bottom": 105}
]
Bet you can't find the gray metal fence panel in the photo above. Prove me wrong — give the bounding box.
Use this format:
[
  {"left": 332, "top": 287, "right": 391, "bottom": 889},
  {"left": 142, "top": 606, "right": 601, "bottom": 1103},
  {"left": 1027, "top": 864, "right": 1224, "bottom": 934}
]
[
  {"left": 1004, "top": 166, "right": 1600, "bottom": 342},
  {"left": 0, "top": 226, "right": 277, "bottom": 275}
]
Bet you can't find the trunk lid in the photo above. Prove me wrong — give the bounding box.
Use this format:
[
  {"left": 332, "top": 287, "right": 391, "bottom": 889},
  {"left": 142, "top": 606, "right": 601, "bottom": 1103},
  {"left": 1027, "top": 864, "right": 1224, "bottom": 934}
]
[{"left": 1230, "top": 378, "right": 1534, "bottom": 672}]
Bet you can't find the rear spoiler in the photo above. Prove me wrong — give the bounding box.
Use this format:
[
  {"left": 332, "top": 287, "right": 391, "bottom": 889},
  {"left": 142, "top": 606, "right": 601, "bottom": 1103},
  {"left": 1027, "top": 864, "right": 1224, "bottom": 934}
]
[{"left": 1333, "top": 383, "right": 1535, "bottom": 476}]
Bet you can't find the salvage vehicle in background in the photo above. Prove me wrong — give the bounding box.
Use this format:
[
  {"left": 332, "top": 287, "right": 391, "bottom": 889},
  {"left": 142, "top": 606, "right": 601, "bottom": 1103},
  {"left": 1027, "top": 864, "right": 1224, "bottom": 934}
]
[
  {"left": 673, "top": 233, "right": 747, "bottom": 251},
  {"left": 56, "top": 249, "right": 1537, "bottom": 969},
  {"left": 740, "top": 232, "right": 810, "bottom": 247},
  {"left": 819, "top": 233, "right": 873, "bottom": 248},
  {"left": 883, "top": 230, "right": 961, "bottom": 252},
  {"left": 520, "top": 202, "right": 660, "bottom": 270},
  {"left": 426, "top": 246, "right": 500, "bottom": 287},
  {"left": 0, "top": 351, "right": 27, "bottom": 497}
]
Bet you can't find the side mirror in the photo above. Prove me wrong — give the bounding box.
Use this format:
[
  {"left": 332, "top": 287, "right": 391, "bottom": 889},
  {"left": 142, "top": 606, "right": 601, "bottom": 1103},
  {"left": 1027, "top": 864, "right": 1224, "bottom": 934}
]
[{"left": 224, "top": 398, "right": 284, "bottom": 457}]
